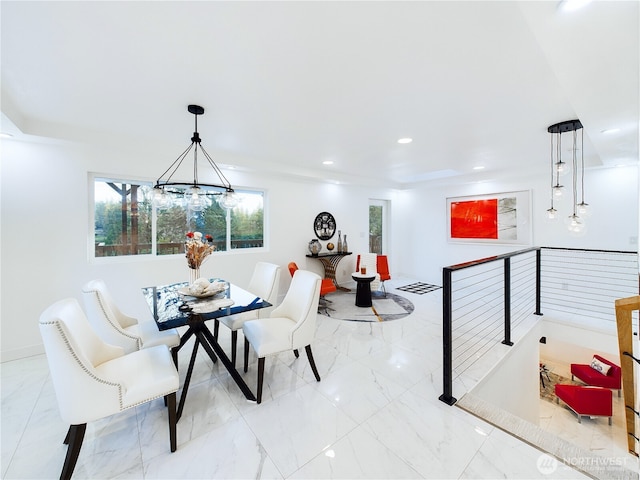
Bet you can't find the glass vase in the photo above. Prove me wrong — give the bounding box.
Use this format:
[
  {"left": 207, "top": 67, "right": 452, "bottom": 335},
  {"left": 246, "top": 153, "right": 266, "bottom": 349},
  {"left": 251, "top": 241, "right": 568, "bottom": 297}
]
[{"left": 189, "top": 267, "right": 200, "bottom": 285}]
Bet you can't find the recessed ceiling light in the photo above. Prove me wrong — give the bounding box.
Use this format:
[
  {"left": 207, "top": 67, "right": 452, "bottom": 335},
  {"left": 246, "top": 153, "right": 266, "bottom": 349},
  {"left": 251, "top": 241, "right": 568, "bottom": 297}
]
[
  {"left": 323, "top": 160, "right": 334, "bottom": 165},
  {"left": 473, "top": 166, "right": 485, "bottom": 170},
  {"left": 558, "top": 0, "right": 591, "bottom": 12},
  {"left": 397, "top": 138, "right": 412, "bottom": 144},
  {"left": 601, "top": 128, "right": 620, "bottom": 134}
]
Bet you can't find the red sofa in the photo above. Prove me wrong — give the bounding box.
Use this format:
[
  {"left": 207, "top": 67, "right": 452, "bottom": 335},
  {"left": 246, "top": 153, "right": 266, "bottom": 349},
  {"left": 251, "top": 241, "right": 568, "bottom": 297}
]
[
  {"left": 555, "top": 384, "right": 612, "bottom": 425},
  {"left": 571, "top": 355, "right": 622, "bottom": 396}
]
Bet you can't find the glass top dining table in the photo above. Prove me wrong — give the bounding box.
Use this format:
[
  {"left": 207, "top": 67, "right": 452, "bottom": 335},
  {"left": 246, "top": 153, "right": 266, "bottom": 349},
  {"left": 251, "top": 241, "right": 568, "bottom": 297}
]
[
  {"left": 141, "top": 279, "right": 272, "bottom": 416},
  {"left": 142, "top": 279, "right": 271, "bottom": 331}
]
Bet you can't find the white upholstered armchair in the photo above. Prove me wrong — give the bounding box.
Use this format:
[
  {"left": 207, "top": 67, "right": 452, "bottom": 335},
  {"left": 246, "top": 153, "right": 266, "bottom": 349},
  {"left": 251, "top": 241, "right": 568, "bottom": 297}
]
[
  {"left": 82, "top": 279, "right": 180, "bottom": 362},
  {"left": 356, "top": 253, "right": 381, "bottom": 292},
  {"left": 242, "top": 269, "right": 322, "bottom": 403},
  {"left": 39, "top": 298, "right": 179, "bottom": 480},
  {"left": 215, "top": 262, "right": 281, "bottom": 367}
]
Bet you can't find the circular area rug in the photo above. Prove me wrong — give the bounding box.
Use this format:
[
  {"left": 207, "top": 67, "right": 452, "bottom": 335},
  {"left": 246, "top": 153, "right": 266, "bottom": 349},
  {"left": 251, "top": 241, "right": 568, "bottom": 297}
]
[{"left": 320, "top": 291, "right": 414, "bottom": 322}]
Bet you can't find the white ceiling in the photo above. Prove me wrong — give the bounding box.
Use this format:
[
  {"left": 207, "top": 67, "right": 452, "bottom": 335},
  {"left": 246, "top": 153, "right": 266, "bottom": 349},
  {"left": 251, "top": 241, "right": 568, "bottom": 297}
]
[{"left": 1, "top": 1, "right": 638, "bottom": 188}]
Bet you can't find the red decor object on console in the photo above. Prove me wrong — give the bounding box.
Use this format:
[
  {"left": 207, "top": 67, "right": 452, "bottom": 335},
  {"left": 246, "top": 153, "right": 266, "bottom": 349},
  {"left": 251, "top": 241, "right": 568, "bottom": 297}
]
[
  {"left": 571, "top": 354, "right": 622, "bottom": 396},
  {"left": 555, "top": 384, "right": 613, "bottom": 425}
]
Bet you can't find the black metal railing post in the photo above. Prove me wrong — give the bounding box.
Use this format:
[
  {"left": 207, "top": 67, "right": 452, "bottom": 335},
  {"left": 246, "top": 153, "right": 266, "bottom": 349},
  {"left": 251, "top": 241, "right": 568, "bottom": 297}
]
[
  {"left": 535, "top": 248, "right": 542, "bottom": 315},
  {"left": 439, "top": 267, "right": 457, "bottom": 405},
  {"left": 502, "top": 258, "right": 513, "bottom": 346}
]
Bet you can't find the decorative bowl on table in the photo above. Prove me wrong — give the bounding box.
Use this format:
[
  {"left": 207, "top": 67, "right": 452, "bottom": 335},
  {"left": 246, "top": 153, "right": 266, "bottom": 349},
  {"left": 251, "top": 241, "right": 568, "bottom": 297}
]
[{"left": 178, "top": 278, "right": 227, "bottom": 298}]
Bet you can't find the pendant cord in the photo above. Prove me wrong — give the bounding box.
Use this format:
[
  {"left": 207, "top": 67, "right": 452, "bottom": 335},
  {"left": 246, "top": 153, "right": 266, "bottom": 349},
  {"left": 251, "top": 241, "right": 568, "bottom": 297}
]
[
  {"left": 580, "top": 128, "right": 586, "bottom": 204},
  {"left": 572, "top": 130, "right": 578, "bottom": 216},
  {"left": 550, "top": 132, "right": 554, "bottom": 207}
]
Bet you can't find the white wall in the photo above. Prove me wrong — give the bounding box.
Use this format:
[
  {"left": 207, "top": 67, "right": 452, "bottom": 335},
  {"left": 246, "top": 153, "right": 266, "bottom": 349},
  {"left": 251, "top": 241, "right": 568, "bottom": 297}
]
[
  {"left": 1, "top": 137, "right": 638, "bottom": 361},
  {"left": 393, "top": 167, "right": 639, "bottom": 284},
  {"left": 469, "top": 322, "right": 541, "bottom": 423},
  {"left": 0, "top": 138, "right": 395, "bottom": 360},
  {"left": 539, "top": 317, "right": 621, "bottom": 369}
]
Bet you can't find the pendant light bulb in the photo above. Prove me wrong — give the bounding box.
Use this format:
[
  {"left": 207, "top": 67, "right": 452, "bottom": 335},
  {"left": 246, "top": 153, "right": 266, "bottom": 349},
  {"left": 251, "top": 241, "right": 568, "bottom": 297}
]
[
  {"left": 576, "top": 202, "right": 591, "bottom": 218},
  {"left": 555, "top": 160, "right": 569, "bottom": 177},
  {"left": 552, "top": 184, "right": 564, "bottom": 197},
  {"left": 565, "top": 214, "right": 586, "bottom": 235}
]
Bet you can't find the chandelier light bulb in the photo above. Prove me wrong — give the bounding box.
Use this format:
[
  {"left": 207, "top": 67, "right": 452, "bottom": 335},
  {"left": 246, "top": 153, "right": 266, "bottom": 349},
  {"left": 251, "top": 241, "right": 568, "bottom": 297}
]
[
  {"left": 158, "top": 192, "right": 173, "bottom": 209},
  {"left": 152, "top": 187, "right": 172, "bottom": 209},
  {"left": 217, "top": 190, "right": 239, "bottom": 209},
  {"left": 187, "top": 186, "right": 208, "bottom": 211},
  {"left": 545, "top": 207, "right": 558, "bottom": 221}
]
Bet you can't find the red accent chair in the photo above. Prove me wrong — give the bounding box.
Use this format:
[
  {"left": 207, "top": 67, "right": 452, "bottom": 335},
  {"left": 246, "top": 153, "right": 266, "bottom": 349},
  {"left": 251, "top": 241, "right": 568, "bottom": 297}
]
[
  {"left": 355, "top": 255, "right": 391, "bottom": 296},
  {"left": 377, "top": 255, "right": 391, "bottom": 296},
  {"left": 571, "top": 355, "right": 622, "bottom": 397},
  {"left": 288, "top": 262, "right": 336, "bottom": 313},
  {"left": 555, "top": 384, "right": 613, "bottom": 425}
]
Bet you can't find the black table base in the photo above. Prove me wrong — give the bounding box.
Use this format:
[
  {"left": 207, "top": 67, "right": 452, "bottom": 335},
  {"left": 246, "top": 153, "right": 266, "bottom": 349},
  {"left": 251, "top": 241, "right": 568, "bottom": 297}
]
[
  {"left": 176, "top": 316, "right": 256, "bottom": 420},
  {"left": 353, "top": 276, "right": 375, "bottom": 307}
]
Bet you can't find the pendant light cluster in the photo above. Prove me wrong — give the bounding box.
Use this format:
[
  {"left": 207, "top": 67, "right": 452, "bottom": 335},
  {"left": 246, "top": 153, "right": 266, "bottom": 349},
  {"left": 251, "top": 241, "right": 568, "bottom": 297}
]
[
  {"left": 545, "top": 119, "right": 590, "bottom": 235},
  {"left": 152, "top": 105, "right": 238, "bottom": 211}
]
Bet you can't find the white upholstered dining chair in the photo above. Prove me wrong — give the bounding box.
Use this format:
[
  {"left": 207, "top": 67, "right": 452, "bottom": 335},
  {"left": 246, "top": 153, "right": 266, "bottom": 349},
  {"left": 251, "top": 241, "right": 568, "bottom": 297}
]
[
  {"left": 215, "top": 262, "right": 281, "bottom": 367},
  {"left": 356, "top": 253, "right": 381, "bottom": 292},
  {"left": 39, "top": 298, "right": 179, "bottom": 480},
  {"left": 242, "top": 269, "right": 322, "bottom": 403},
  {"left": 82, "top": 279, "right": 180, "bottom": 362}
]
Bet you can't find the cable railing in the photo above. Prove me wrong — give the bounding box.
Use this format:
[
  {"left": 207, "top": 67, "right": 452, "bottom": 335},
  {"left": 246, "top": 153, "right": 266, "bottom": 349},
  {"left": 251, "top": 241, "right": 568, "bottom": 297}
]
[
  {"left": 541, "top": 247, "right": 638, "bottom": 324},
  {"left": 440, "top": 247, "right": 638, "bottom": 406}
]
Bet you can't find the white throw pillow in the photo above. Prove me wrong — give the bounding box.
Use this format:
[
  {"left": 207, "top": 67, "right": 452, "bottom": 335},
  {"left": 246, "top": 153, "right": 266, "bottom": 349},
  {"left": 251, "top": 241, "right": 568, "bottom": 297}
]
[{"left": 590, "top": 357, "right": 611, "bottom": 376}]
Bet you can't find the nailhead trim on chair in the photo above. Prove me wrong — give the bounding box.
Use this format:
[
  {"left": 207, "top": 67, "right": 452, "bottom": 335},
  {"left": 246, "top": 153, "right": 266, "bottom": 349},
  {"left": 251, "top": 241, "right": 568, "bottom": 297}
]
[
  {"left": 47, "top": 321, "right": 178, "bottom": 410},
  {"left": 47, "top": 321, "right": 124, "bottom": 409},
  {"left": 90, "top": 290, "right": 143, "bottom": 349}
]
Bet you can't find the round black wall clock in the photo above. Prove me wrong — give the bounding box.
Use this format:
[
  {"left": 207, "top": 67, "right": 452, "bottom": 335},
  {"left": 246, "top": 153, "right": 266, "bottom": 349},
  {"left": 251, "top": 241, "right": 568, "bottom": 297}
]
[{"left": 314, "top": 212, "right": 336, "bottom": 240}]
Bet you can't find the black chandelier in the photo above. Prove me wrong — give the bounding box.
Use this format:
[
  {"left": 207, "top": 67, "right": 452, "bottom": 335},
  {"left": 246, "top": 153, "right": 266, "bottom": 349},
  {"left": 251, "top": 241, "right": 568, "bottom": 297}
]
[
  {"left": 152, "top": 105, "right": 237, "bottom": 211},
  {"left": 545, "top": 119, "right": 590, "bottom": 235}
]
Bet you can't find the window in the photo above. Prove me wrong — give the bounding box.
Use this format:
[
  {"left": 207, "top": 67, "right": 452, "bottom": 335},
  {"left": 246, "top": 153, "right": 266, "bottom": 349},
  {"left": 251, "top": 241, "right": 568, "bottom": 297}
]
[
  {"left": 93, "top": 177, "right": 264, "bottom": 258},
  {"left": 94, "top": 179, "right": 153, "bottom": 257}
]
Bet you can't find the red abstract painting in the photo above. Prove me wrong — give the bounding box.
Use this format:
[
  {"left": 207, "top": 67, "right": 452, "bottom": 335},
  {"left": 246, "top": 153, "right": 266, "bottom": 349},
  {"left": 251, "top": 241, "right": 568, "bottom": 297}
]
[{"left": 450, "top": 199, "right": 498, "bottom": 239}]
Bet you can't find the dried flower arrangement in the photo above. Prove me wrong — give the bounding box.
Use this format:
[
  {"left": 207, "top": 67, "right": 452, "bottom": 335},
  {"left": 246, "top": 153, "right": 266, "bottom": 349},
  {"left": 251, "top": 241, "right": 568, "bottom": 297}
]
[{"left": 185, "top": 231, "right": 215, "bottom": 270}]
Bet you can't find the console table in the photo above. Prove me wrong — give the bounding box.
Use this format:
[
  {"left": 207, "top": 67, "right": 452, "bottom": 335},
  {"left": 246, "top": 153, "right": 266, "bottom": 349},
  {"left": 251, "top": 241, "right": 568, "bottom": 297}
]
[{"left": 306, "top": 252, "right": 352, "bottom": 291}]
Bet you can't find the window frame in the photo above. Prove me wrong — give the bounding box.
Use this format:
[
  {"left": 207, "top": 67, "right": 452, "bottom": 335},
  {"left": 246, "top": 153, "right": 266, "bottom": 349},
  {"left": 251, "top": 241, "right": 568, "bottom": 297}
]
[{"left": 89, "top": 173, "right": 267, "bottom": 262}]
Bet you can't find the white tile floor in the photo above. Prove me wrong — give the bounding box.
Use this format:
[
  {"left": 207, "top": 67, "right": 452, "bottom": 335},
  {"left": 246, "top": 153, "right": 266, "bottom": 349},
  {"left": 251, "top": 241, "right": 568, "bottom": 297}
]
[{"left": 2, "top": 277, "right": 639, "bottom": 479}]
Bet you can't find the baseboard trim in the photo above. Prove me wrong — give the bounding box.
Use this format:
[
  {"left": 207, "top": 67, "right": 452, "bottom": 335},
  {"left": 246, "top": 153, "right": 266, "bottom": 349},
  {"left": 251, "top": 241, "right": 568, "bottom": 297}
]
[{"left": 1, "top": 344, "right": 45, "bottom": 363}]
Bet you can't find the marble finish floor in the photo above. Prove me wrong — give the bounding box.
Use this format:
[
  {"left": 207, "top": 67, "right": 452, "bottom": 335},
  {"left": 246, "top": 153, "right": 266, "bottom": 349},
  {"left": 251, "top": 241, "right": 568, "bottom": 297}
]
[{"left": 2, "top": 277, "right": 638, "bottom": 479}]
